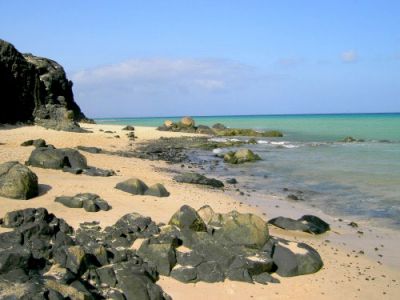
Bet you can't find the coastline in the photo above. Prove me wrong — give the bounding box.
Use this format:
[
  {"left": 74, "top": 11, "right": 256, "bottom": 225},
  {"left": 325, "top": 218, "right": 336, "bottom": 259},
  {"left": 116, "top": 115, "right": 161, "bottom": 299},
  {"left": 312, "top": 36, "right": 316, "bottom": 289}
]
[{"left": 0, "top": 123, "right": 399, "bottom": 299}]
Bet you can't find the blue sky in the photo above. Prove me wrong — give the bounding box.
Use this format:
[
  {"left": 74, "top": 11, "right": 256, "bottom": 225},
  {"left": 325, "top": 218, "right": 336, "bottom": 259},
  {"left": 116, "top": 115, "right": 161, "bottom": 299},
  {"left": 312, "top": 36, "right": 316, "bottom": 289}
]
[{"left": 1, "top": 0, "right": 399, "bottom": 117}]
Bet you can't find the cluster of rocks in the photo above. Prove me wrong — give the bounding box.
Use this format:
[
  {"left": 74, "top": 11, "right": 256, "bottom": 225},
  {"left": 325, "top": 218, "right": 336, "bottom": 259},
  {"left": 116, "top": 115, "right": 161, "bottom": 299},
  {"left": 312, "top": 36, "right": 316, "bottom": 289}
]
[
  {"left": 0, "top": 39, "right": 92, "bottom": 131},
  {"left": 221, "top": 148, "right": 261, "bottom": 164},
  {"left": 173, "top": 172, "right": 224, "bottom": 188},
  {"left": 157, "top": 117, "right": 213, "bottom": 135},
  {"left": 116, "top": 177, "right": 170, "bottom": 197},
  {"left": 0, "top": 202, "right": 326, "bottom": 299},
  {"left": 268, "top": 215, "right": 330, "bottom": 234},
  {"left": 140, "top": 205, "right": 324, "bottom": 282},
  {"left": 55, "top": 193, "right": 111, "bottom": 212},
  {"left": 0, "top": 208, "right": 171, "bottom": 299},
  {"left": 122, "top": 125, "right": 136, "bottom": 141},
  {"left": 157, "top": 117, "right": 283, "bottom": 138},
  {"left": 26, "top": 143, "right": 115, "bottom": 177},
  {"left": 0, "top": 161, "right": 38, "bottom": 200}
]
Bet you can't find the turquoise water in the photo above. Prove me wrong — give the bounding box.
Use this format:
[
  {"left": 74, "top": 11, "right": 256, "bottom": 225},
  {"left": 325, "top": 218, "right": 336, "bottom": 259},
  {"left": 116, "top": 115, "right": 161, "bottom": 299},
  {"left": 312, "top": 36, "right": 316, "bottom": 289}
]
[
  {"left": 97, "top": 113, "right": 400, "bottom": 228},
  {"left": 96, "top": 113, "right": 400, "bottom": 142}
]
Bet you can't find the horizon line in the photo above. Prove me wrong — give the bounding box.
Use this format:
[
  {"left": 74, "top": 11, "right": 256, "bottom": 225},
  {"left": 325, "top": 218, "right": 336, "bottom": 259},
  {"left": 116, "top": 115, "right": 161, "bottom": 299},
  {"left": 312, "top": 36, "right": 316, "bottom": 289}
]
[{"left": 93, "top": 111, "right": 400, "bottom": 120}]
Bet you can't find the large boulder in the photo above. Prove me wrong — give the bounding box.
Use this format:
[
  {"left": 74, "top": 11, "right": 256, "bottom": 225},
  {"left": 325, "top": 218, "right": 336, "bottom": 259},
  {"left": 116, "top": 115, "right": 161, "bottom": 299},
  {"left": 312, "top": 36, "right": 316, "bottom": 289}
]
[
  {"left": 214, "top": 211, "right": 269, "bottom": 249},
  {"left": 272, "top": 238, "right": 323, "bottom": 277},
  {"left": 115, "top": 178, "right": 149, "bottom": 195},
  {"left": 26, "top": 147, "right": 87, "bottom": 170},
  {"left": 0, "top": 161, "right": 38, "bottom": 200},
  {"left": 224, "top": 149, "right": 261, "bottom": 164},
  {"left": 0, "top": 39, "right": 90, "bottom": 126},
  {"left": 26, "top": 147, "right": 114, "bottom": 177},
  {"left": 173, "top": 172, "right": 224, "bottom": 188},
  {"left": 180, "top": 116, "right": 195, "bottom": 127}
]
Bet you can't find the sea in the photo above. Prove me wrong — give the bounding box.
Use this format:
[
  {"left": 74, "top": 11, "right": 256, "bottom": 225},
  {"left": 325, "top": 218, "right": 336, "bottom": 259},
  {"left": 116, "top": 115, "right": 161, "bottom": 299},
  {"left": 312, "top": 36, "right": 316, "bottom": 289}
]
[{"left": 96, "top": 113, "right": 400, "bottom": 230}]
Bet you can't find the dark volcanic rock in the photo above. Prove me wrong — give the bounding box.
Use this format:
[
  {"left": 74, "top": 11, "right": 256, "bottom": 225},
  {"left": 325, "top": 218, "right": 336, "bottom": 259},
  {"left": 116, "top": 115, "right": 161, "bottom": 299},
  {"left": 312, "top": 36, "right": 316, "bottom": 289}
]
[
  {"left": 214, "top": 211, "right": 270, "bottom": 249},
  {"left": 115, "top": 177, "right": 149, "bottom": 195},
  {"left": 21, "top": 139, "right": 47, "bottom": 148},
  {"left": 272, "top": 238, "right": 323, "bottom": 277},
  {"left": 169, "top": 205, "right": 207, "bottom": 232},
  {"left": 55, "top": 193, "right": 111, "bottom": 212},
  {"left": 0, "top": 161, "right": 38, "bottom": 200},
  {"left": 268, "top": 215, "right": 330, "bottom": 234},
  {"left": 122, "top": 125, "right": 135, "bottom": 131},
  {"left": 145, "top": 183, "right": 170, "bottom": 197},
  {"left": 170, "top": 265, "right": 197, "bottom": 282},
  {"left": 0, "top": 208, "right": 170, "bottom": 300},
  {"left": 27, "top": 147, "right": 87, "bottom": 169},
  {"left": 226, "top": 178, "right": 238, "bottom": 184},
  {"left": 0, "top": 205, "right": 325, "bottom": 298},
  {"left": 0, "top": 39, "right": 91, "bottom": 127},
  {"left": 26, "top": 147, "right": 114, "bottom": 177},
  {"left": 138, "top": 238, "right": 177, "bottom": 276},
  {"left": 174, "top": 172, "right": 224, "bottom": 188}
]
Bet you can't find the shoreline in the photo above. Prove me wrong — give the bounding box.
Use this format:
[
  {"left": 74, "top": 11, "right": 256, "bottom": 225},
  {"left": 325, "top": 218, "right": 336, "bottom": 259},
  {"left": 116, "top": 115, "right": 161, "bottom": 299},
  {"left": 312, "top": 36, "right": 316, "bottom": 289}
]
[{"left": 1, "top": 123, "right": 399, "bottom": 299}]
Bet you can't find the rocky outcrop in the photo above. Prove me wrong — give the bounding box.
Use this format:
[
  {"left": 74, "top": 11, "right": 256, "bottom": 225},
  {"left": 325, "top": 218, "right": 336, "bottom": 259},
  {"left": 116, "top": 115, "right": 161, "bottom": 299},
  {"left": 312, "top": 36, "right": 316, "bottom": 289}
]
[
  {"left": 158, "top": 117, "right": 283, "bottom": 137},
  {"left": 0, "top": 39, "right": 91, "bottom": 130},
  {"left": 0, "top": 161, "right": 38, "bottom": 200},
  {"left": 0, "top": 205, "right": 324, "bottom": 298},
  {"left": 0, "top": 208, "right": 170, "bottom": 300}
]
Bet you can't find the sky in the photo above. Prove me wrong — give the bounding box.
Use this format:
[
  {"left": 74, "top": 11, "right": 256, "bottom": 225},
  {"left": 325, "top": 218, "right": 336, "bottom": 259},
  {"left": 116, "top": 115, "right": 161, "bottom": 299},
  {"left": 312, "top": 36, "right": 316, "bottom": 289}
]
[{"left": 1, "top": 0, "right": 399, "bottom": 118}]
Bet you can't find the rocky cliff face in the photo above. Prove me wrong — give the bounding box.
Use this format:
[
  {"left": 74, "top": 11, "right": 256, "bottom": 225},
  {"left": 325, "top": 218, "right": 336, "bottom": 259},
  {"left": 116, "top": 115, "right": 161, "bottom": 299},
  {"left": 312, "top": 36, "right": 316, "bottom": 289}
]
[{"left": 0, "top": 39, "right": 92, "bottom": 130}]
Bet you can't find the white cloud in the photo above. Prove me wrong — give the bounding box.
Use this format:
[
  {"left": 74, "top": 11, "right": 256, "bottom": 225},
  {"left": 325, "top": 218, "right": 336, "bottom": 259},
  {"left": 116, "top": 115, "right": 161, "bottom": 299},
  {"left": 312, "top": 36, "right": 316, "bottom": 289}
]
[
  {"left": 341, "top": 50, "right": 358, "bottom": 63},
  {"left": 71, "top": 58, "right": 271, "bottom": 117},
  {"left": 72, "top": 58, "right": 253, "bottom": 91}
]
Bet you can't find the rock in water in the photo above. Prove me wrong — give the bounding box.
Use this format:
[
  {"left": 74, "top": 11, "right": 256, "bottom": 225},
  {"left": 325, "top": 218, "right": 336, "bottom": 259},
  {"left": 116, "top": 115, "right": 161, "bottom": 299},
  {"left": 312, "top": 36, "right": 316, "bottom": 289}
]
[
  {"left": 145, "top": 183, "right": 170, "bottom": 197},
  {"left": 180, "top": 116, "right": 195, "bottom": 127},
  {"left": 163, "top": 120, "right": 174, "bottom": 128},
  {"left": 0, "top": 39, "right": 91, "bottom": 127},
  {"left": 224, "top": 149, "right": 261, "bottom": 164},
  {"left": 0, "top": 161, "right": 38, "bottom": 199},
  {"left": 115, "top": 178, "right": 149, "bottom": 195}
]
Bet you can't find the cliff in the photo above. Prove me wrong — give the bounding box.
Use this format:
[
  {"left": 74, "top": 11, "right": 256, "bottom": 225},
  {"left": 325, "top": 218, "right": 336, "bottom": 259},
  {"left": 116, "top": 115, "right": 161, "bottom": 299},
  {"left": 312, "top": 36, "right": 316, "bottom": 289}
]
[{"left": 0, "top": 39, "right": 92, "bottom": 131}]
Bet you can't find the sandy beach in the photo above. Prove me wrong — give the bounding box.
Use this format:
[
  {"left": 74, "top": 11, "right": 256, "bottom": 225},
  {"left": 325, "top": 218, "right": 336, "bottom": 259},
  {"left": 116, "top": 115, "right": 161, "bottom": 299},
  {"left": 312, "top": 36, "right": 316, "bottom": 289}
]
[{"left": 0, "top": 123, "right": 399, "bottom": 299}]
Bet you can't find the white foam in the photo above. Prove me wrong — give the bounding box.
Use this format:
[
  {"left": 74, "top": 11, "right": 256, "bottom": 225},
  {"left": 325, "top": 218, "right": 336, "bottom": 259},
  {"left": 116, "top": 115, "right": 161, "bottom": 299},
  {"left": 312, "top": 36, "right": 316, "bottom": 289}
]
[{"left": 212, "top": 148, "right": 223, "bottom": 154}]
